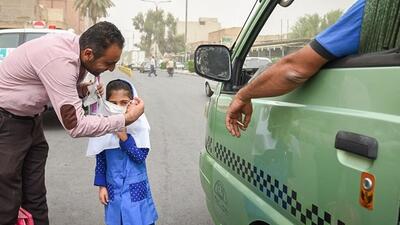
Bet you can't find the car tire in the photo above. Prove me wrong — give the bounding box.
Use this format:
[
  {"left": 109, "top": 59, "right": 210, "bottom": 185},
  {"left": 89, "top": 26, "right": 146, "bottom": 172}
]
[{"left": 205, "top": 82, "right": 213, "bottom": 97}]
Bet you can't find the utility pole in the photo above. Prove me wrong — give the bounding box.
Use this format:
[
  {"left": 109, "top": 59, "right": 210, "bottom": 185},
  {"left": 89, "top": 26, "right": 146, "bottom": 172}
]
[
  {"left": 184, "top": 0, "right": 188, "bottom": 62},
  {"left": 286, "top": 19, "right": 289, "bottom": 39}
]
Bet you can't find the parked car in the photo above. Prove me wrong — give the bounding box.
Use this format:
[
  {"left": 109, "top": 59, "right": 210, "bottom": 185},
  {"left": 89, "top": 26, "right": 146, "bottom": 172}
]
[
  {"left": 175, "top": 61, "right": 185, "bottom": 70},
  {"left": 204, "top": 79, "right": 219, "bottom": 97},
  {"left": 195, "top": 0, "right": 399, "bottom": 225},
  {"left": 243, "top": 56, "right": 272, "bottom": 72},
  {"left": 127, "top": 63, "right": 140, "bottom": 70},
  {"left": 139, "top": 61, "right": 151, "bottom": 73},
  {"left": 204, "top": 57, "right": 271, "bottom": 97},
  {"left": 0, "top": 28, "right": 73, "bottom": 63}
]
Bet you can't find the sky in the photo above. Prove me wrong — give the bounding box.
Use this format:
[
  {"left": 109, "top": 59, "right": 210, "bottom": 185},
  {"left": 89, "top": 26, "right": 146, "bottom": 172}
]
[{"left": 105, "top": 0, "right": 355, "bottom": 49}]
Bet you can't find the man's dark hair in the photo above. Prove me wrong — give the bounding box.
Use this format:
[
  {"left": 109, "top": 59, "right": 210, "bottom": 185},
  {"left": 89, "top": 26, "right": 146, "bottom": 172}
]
[
  {"left": 106, "top": 79, "right": 133, "bottom": 100},
  {"left": 79, "top": 21, "right": 125, "bottom": 59}
]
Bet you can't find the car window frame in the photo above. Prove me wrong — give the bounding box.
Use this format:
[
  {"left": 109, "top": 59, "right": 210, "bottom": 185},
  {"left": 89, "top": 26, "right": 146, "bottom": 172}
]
[{"left": 222, "top": 0, "right": 280, "bottom": 94}]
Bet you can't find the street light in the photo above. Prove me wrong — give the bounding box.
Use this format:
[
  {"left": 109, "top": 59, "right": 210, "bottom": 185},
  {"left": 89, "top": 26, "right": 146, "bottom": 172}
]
[{"left": 140, "top": 0, "right": 172, "bottom": 59}]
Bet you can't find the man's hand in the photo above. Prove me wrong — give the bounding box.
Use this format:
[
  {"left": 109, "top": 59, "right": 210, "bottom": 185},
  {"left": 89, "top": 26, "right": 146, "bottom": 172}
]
[
  {"left": 225, "top": 95, "right": 253, "bottom": 137},
  {"left": 116, "top": 127, "right": 128, "bottom": 141},
  {"left": 78, "top": 80, "right": 104, "bottom": 98},
  {"left": 99, "top": 186, "right": 109, "bottom": 205},
  {"left": 96, "top": 82, "right": 104, "bottom": 97},
  {"left": 77, "top": 80, "right": 93, "bottom": 98},
  {"left": 124, "top": 97, "right": 144, "bottom": 126}
]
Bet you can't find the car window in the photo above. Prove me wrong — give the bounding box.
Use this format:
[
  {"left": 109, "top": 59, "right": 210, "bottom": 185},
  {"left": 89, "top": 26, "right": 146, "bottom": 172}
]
[
  {"left": 242, "top": 0, "right": 354, "bottom": 82},
  {"left": 25, "top": 33, "right": 47, "bottom": 42},
  {"left": 0, "top": 33, "right": 20, "bottom": 48}
]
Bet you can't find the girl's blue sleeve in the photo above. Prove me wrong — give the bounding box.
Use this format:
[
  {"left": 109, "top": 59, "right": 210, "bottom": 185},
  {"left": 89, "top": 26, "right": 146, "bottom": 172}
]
[
  {"left": 119, "top": 134, "right": 149, "bottom": 163},
  {"left": 94, "top": 151, "right": 107, "bottom": 186}
]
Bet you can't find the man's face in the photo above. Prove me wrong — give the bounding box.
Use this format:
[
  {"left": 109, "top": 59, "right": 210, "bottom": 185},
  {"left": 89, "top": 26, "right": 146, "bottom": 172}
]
[{"left": 81, "top": 43, "right": 122, "bottom": 76}]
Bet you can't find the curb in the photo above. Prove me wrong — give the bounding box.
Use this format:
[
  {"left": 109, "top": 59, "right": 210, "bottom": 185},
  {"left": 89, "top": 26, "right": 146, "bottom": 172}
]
[{"left": 160, "top": 69, "right": 197, "bottom": 76}]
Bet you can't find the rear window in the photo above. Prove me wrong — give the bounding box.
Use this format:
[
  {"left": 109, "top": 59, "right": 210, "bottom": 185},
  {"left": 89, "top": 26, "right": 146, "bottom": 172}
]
[
  {"left": 0, "top": 33, "right": 20, "bottom": 48},
  {"left": 25, "top": 33, "right": 47, "bottom": 42}
]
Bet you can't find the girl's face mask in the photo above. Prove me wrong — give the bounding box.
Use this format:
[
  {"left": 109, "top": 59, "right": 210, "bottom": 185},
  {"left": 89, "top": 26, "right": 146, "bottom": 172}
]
[{"left": 103, "top": 100, "right": 127, "bottom": 115}]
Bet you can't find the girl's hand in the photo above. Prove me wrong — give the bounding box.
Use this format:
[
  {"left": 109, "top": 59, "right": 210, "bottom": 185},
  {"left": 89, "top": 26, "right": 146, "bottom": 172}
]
[
  {"left": 99, "top": 186, "right": 109, "bottom": 205},
  {"left": 116, "top": 127, "right": 128, "bottom": 141}
]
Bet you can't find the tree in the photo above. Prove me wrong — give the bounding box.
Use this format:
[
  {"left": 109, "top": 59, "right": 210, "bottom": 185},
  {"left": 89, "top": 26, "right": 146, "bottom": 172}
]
[
  {"left": 290, "top": 13, "right": 321, "bottom": 39},
  {"left": 290, "top": 9, "right": 343, "bottom": 39},
  {"left": 133, "top": 9, "right": 185, "bottom": 57},
  {"left": 320, "top": 9, "right": 343, "bottom": 31},
  {"left": 74, "top": 0, "right": 115, "bottom": 25}
]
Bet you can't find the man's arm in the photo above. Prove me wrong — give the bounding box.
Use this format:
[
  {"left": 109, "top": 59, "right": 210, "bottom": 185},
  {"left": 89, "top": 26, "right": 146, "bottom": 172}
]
[
  {"left": 237, "top": 45, "right": 327, "bottom": 101},
  {"left": 226, "top": 45, "right": 328, "bottom": 137}
]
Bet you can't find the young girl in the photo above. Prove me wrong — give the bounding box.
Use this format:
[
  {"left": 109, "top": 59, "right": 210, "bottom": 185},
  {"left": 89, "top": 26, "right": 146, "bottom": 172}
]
[{"left": 87, "top": 79, "right": 158, "bottom": 225}]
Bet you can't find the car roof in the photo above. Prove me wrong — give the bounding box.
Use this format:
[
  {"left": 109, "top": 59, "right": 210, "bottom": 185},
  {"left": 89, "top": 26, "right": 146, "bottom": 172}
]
[{"left": 0, "top": 28, "right": 72, "bottom": 34}]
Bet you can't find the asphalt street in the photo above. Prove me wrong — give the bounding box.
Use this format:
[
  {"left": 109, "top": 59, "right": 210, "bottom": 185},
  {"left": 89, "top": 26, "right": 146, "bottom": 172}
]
[{"left": 43, "top": 69, "right": 213, "bottom": 225}]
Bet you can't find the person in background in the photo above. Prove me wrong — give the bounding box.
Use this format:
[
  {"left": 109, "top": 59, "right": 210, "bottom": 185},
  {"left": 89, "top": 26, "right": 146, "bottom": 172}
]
[
  {"left": 166, "top": 58, "right": 174, "bottom": 77},
  {"left": 148, "top": 56, "right": 157, "bottom": 77}
]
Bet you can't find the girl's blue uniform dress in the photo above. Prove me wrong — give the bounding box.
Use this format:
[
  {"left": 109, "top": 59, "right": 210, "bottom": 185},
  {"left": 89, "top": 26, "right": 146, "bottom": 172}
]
[{"left": 94, "top": 134, "right": 158, "bottom": 225}]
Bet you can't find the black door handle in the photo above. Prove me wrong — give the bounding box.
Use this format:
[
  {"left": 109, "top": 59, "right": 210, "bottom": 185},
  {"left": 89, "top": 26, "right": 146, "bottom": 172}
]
[{"left": 334, "top": 131, "right": 378, "bottom": 160}]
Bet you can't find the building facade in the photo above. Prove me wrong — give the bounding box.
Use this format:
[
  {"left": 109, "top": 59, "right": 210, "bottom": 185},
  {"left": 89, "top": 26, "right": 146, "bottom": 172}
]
[
  {"left": 208, "top": 27, "right": 241, "bottom": 47},
  {"left": 0, "top": 0, "right": 38, "bottom": 29},
  {"left": 177, "top": 17, "right": 221, "bottom": 44},
  {"left": 38, "top": 0, "right": 87, "bottom": 33},
  {"left": 0, "top": 0, "right": 87, "bottom": 33}
]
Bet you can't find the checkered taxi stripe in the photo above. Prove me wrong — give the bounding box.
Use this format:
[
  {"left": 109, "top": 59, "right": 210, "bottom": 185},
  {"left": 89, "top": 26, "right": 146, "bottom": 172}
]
[{"left": 207, "top": 138, "right": 346, "bottom": 225}]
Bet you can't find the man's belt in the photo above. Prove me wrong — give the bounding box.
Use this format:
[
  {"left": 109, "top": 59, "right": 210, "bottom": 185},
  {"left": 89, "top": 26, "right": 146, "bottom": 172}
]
[{"left": 0, "top": 108, "right": 39, "bottom": 120}]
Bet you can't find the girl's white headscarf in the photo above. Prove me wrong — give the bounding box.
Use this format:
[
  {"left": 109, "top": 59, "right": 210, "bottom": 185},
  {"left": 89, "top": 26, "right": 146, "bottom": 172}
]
[{"left": 86, "top": 79, "right": 150, "bottom": 157}]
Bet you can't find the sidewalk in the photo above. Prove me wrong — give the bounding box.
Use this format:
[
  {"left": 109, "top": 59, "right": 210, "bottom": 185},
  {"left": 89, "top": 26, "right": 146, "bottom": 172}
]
[
  {"left": 160, "top": 69, "right": 197, "bottom": 76},
  {"left": 178, "top": 69, "right": 197, "bottom": 76}
]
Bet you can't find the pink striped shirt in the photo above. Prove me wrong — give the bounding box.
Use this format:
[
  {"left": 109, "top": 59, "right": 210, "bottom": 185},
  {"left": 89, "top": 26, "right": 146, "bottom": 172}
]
[{"left": 0, "top": 33, "right": 125, "bottom": 137}]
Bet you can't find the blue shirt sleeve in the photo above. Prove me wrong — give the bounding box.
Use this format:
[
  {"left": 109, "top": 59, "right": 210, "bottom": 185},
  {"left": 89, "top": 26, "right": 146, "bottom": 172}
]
[
  {"left": 311, "top": 0, "right": 366, "bottom": 60},
  {"left": 119, "top": 134, "right": 150, "bottom": 163},
  {"left": 94, "top": 151, "right": 107, "bottom": 186}
]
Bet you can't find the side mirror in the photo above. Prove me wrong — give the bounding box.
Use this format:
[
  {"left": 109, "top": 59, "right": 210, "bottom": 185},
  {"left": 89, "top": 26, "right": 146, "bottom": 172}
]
[
  {"left": 279, "top": 0, "right": 294, "bottom": 7},
  {"left": 194, "top": 45, "right": 232, "bottom": 82}
]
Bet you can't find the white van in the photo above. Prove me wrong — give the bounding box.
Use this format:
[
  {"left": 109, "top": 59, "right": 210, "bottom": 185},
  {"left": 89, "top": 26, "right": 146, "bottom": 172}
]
[{"left": 0, "top": 28, "right": 73, "bottom": 63}]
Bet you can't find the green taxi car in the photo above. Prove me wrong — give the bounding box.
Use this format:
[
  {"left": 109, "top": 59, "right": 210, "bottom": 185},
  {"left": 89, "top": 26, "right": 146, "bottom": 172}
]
[{"left": 195, "top": 0, "right": 400, "bottom": 224}]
